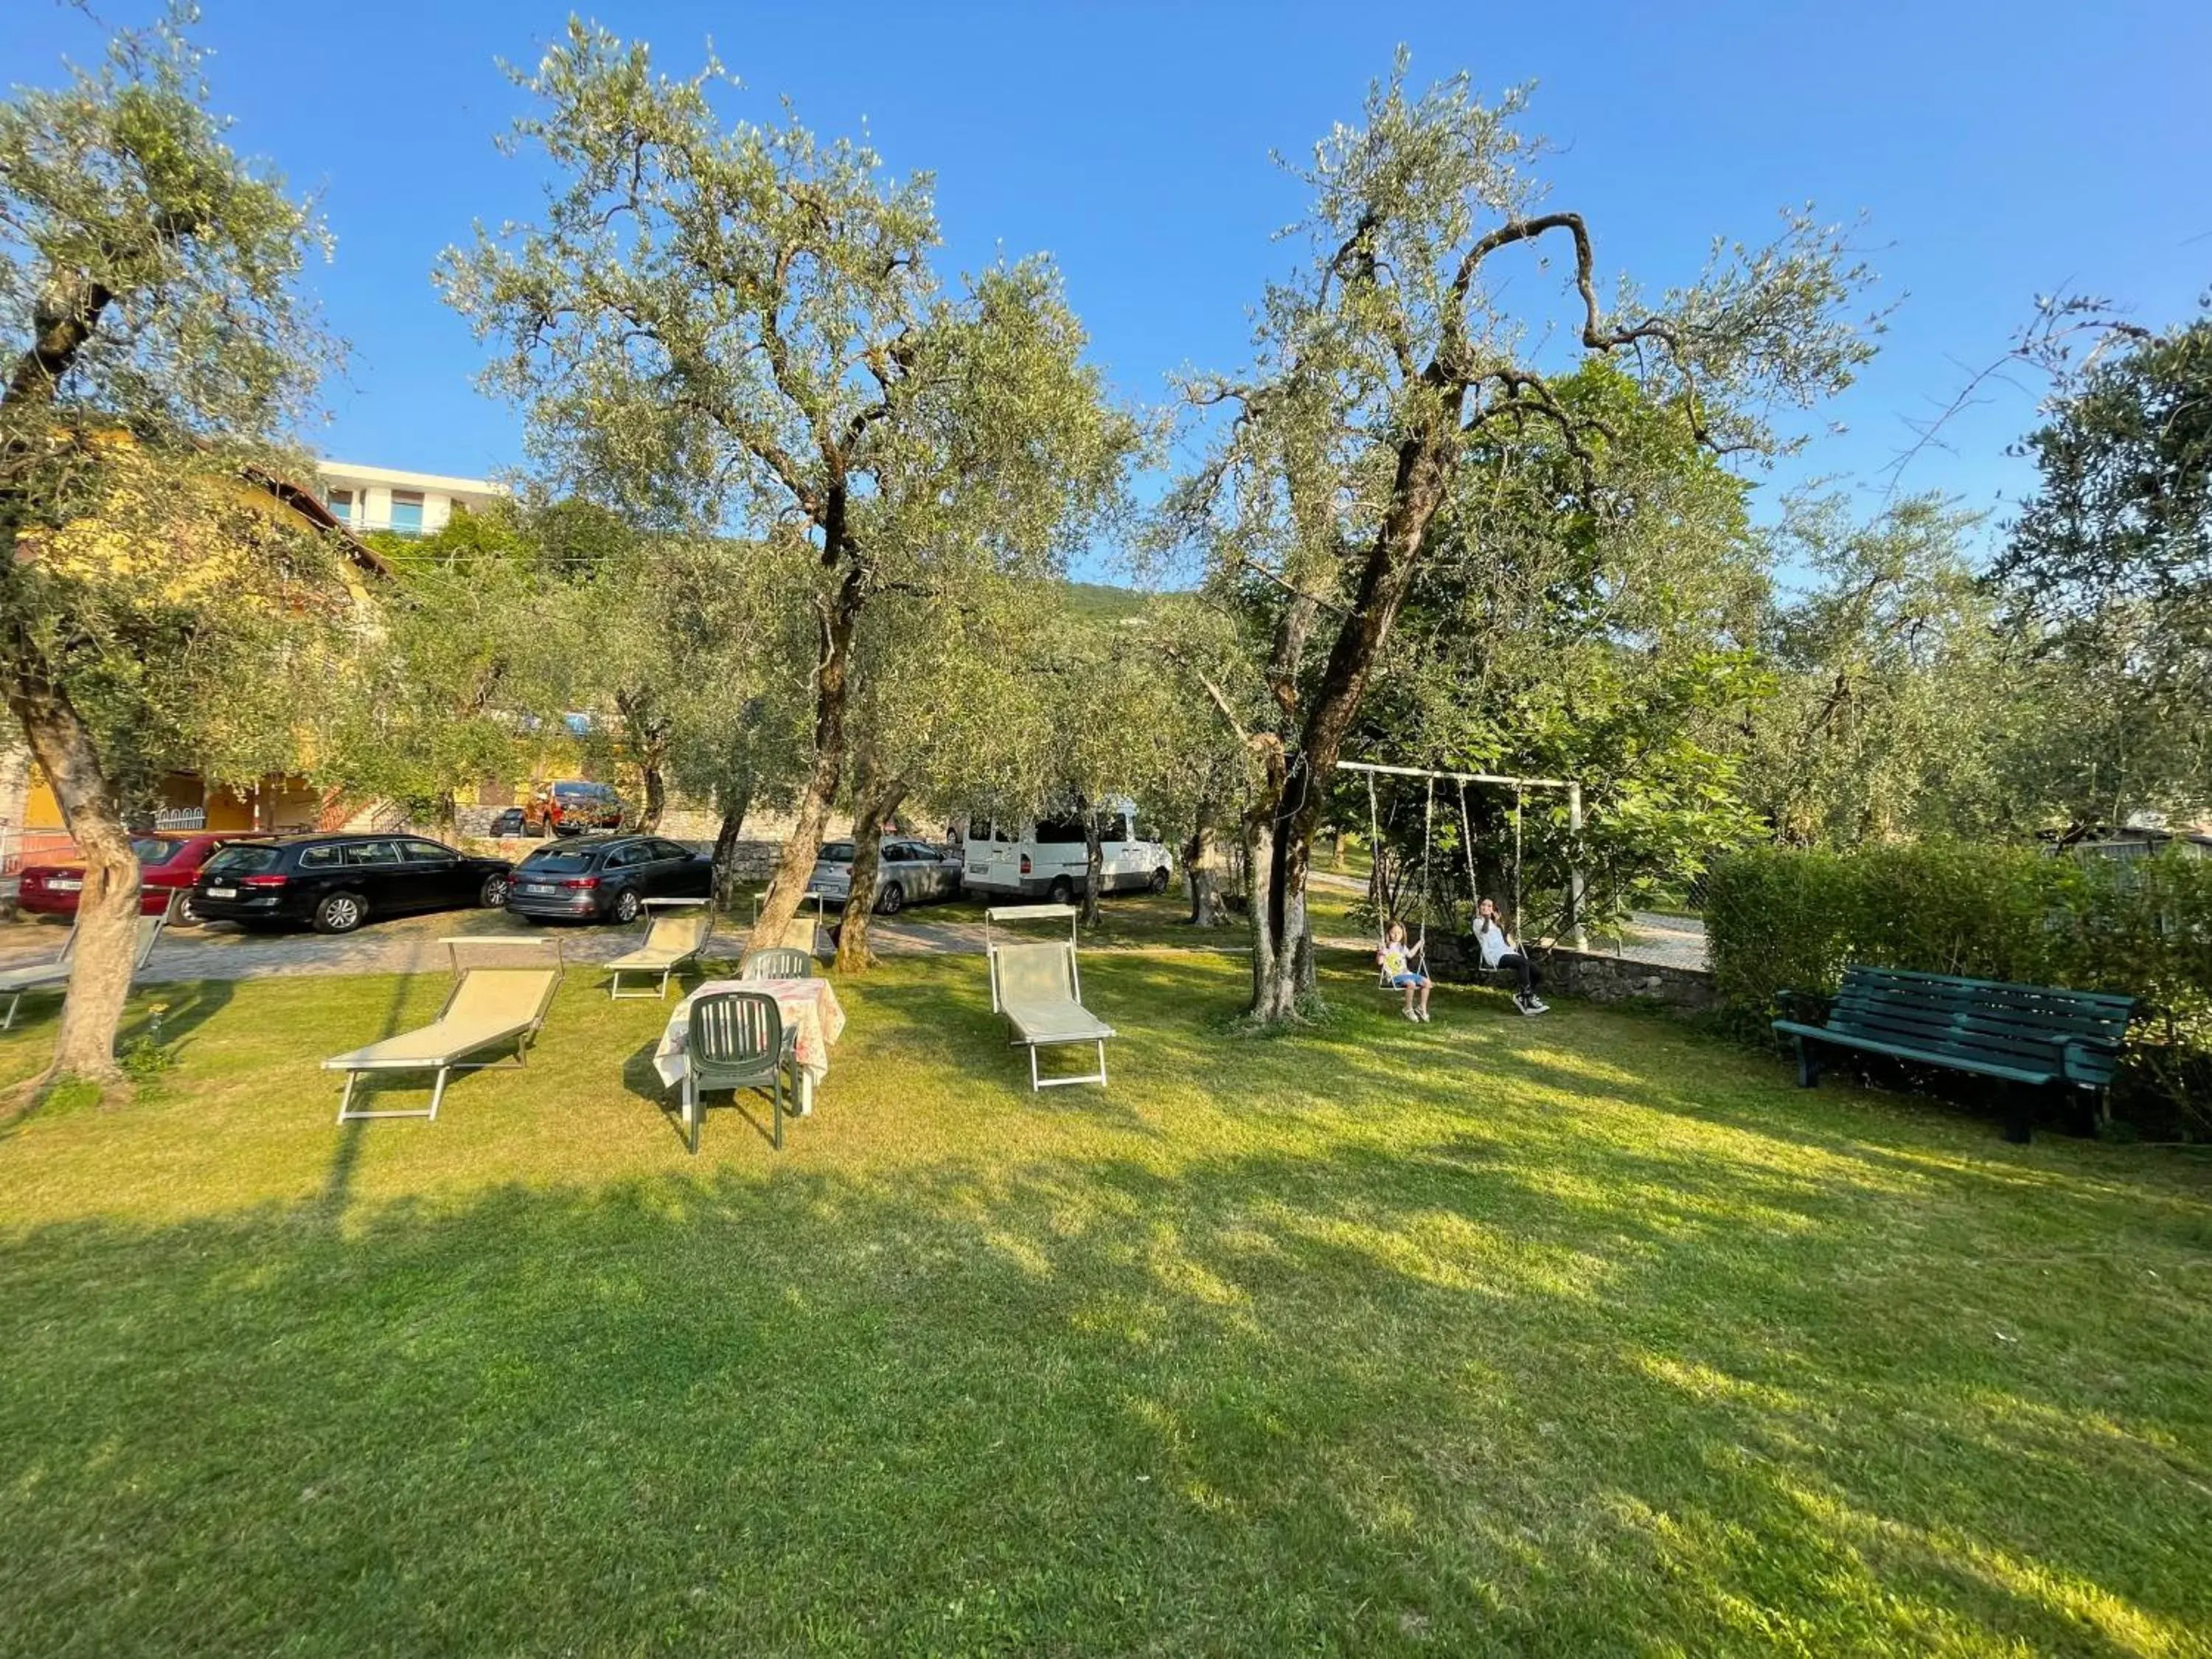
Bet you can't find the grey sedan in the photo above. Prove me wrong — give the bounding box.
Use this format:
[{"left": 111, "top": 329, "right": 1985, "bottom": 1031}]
[{"left": 804, "top": 838, "right": 963, "bottom": 914}]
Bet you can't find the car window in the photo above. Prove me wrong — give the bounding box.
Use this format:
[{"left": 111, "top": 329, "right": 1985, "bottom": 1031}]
[
  {"left": 818, "top": 841, "right": 856, "bottom": 863},
  {"left": 650, "top": 840, "right": 689, "bottom": 861},
  {"left": 1034, "top": 819, "right": 1085, "bottom": 845},
  {"left": 344, "top": 841, "right": 403, "bottom": 867},
  {"left": 297, "top": 846, "right": 343, "bottom": 871},
  {"left": 204, "top": 844, "right": 280, "bottom": 874},
  {"left": 520, "top": 847, "right": 596, "bottom": 874},
  {"left": 400, "top": 840, "right": 455, "bottom": 862},
  {"left": 132, "top": 837, "right": 186, "bottom": 866},
  {"left": 604, "top": 843, "right": 646, "bottom": 869}
]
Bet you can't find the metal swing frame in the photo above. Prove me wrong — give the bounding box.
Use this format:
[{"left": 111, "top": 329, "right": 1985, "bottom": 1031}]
[{"left": 1340, "top": 760, "right": 1588, "bottom": 957}]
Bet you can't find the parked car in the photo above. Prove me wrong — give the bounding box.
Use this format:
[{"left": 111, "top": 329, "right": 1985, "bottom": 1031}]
[
  {"left": 524, "top": 780, "right": 625, "bottom": 838},
  {"left": 17, "top": 832, "right": 244, "bottom": 923},
  {"left": 191, "top": 834, "right": 515, "bottom": 934},
  {"left": 805, "top": 837, "right": 964, "bottom": 915},
  {"left": 486, "top": 807, "right": 528, "bottom": 838},
  {"left": 505, "top": 833, "right": 712, "bottom": 924},
  {"left": 963, "top": 805, "right": 1174, "bottom": 902}
]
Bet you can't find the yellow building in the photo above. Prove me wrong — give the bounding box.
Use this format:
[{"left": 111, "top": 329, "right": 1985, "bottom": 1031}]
[{"left": 7, "top": 463, "right": 388, "bottom": 848}]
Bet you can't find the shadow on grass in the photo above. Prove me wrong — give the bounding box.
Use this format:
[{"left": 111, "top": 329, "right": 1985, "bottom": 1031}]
[
  {"left": 3, "top": 953, "right": 2210, "bottom": 1655},
  {"left": 1, "top": 1126, "right": 2208, "bottom": 1657}
]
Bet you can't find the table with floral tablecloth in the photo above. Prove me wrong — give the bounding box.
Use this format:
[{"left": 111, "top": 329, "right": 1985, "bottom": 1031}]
[{"left": 652, "top": 977, "right": 846, "bottom": 1114}]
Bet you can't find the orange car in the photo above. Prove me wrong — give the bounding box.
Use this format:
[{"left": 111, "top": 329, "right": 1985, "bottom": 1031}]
[{"left": 523, "top": 779, "right": 626, "bottom": 838}]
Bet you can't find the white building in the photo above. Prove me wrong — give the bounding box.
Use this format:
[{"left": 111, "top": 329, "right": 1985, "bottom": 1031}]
[{"left": 313, "top": 460, "right": 506, "bottom": 538}]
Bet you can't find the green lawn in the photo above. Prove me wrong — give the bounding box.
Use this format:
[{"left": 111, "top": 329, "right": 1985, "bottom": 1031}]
[{"left": 1, "top": 951, "right": 2208, "bottom": 1657}]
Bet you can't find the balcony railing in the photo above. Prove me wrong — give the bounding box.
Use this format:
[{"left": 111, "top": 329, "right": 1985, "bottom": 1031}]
[{"left": 330, "top": 515, "right": 427, "bottom": 538}]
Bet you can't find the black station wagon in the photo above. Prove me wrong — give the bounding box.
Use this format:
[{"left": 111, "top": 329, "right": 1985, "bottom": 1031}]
[{"left": 192, "top": 835, "right": 515, "bottom": 934}]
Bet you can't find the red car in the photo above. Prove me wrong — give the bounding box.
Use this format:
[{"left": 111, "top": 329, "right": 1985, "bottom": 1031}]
[{"left": 16, "top": 832, "right": 243, "bottom": 922}]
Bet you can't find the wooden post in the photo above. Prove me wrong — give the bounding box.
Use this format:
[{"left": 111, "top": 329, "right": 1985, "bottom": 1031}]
[{"left": 1566, "top": 781, "right": 1587, "bottom": 952}]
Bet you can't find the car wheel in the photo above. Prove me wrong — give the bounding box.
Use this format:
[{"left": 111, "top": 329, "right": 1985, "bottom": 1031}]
[
  {"left": 479, "top": 874, "right": 511, "bottom": 908},
  {"left": 611, "top": 888, "right": 641, "bottom": 925},
  {"left": 1046, "top": 876, "right": 1074, "bottom": 905},
  {"left": 313, "top": 891, "right": 367, "bottom": 935},
  {"left": 171, "top": 894, "right": 201, "bottom": 927},
  {"left": 1148, "top": 866, "right": 1171, "bottom": 894},
  {"left": 877, "top": 881, "right": 905, "bottom": 916}
]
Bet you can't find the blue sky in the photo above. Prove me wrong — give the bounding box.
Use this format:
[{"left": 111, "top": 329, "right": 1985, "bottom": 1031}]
[{"left": 10, "top": 1, "right": 2211, "bottom": 577}]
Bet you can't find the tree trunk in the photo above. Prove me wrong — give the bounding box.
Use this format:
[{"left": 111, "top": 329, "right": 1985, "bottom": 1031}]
[
  {"left": 834, "top": 765, "right": 910, "bottom": 974},
  {"left": 1078, "top": 794, "right": 1105, "bottom": 928},
  {"left": 709, "top": 776, "right": 753, "bottom": 913},
  {"left": 637, "top": 750, "right": 667, "bottom": 832},
  {"left": 1, "top": 664, "right": 142, "bottom": 1091},
  {"left": 754, "top": 558, "right": 864, "bottom": 945},
  {"left": 1185, "top": 793, "right": 1222, "bottom": 926},
  {"left": 1246, "top": 423, "right": 1459, "bottom": 1021}
]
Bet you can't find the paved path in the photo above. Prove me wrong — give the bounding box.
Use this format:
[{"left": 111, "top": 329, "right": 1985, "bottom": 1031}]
[
  {"left": 1613, "top": 911, "right": 1709, "bottom": 971},
  {"left": 0, "top": 902, "right": 1246, "bottom": 986}
]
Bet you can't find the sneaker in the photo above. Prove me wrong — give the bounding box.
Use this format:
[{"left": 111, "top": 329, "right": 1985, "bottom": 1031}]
[
  {"left": 1402, "top": 1007, "right": 1419, "bottom": 1022},
  {"left": 1418, "top": 1008, "right": 1432, "bottom": 1023},
  {"left": 1526, "top": 998, "right": 1550, "bottom": 1015},
  {"left": 1517, "top": 997, "right": 1541, "bottom": 1016}
]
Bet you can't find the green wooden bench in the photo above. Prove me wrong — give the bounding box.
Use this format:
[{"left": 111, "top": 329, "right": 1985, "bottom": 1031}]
[{"left": 1773, "top": 965, "right": 2135, "bottom": 1142}]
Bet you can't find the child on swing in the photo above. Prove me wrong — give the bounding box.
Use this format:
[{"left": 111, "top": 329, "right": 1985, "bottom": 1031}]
[
  {"left": 1378, "top": 919, "right": 1433, "bottom": 1022},
  {"left": 1472, "top": 897, "right": 1548, "bottom": 1015}
]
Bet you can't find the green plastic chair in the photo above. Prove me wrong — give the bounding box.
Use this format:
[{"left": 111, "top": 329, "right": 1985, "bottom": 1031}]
[
  {"left": 681, "top": 990, "right": 797, "bottom": 1154},
  {"left": 740, "top": 946, "right": 813, "bottom": 981}
]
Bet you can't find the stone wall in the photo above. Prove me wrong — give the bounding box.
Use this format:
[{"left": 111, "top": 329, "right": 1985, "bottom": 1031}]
[{"left": 1417, "top": 930, "right": 1715, "bottom": 1014}]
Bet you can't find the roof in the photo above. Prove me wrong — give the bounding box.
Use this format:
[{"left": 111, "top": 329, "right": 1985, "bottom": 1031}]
[
  {"left": 313, "top": 459, "right": 509, "bottom": 498},
  {"left": 240, "top": 465, "right": 389, "bottom": 577}
]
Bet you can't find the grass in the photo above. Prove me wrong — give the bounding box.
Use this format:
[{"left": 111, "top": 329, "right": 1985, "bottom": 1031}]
[{"left": 1, "top": 947, "right": 2209, "bottom": 1656}]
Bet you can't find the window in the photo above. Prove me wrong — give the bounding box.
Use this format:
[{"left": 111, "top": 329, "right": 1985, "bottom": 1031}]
[
  {"left": 1034, "top": 819, "right": 1086, "bottom": 846},
  {"left": 521, "top": 848, "right": 595, "bottom": 874},
  {"left": 205, "top": 844, "right": 280, "bottom": 874},
  {"left": 297, "top": 846, "right": 343, "bottom": 870},
  {"left": 605, "top": 843, "right": 647, "bottom": 869},
  {"left": 400, "top": 840, "right": 455, "bottom": 863},
  {"left": 650, "top": 840, "right": 689, "bottom": 861},
  {"left": 132, "top": 838, "right": 187, "bottom": 866},
  {"left": 818, "top": 842, "right": 856, "bottom": 863},
  {"left": 388, "top": 491, "right": 424, "bottom": 535},
  {"left": 344, "top": 841, "right": 403, "bottom": 866},
  {"left": 325, "top": 488, "right": 354, "bottom": 523}
]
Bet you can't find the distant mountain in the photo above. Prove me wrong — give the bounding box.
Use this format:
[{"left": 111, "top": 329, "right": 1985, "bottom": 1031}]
[{"left": 1062, "top": 580, "right": 1155, "bottom": 620}]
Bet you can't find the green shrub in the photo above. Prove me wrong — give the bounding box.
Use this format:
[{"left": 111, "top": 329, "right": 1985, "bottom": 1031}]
[{"left": 1705, "top": 844, "right": 2212, "bottom": 1133}]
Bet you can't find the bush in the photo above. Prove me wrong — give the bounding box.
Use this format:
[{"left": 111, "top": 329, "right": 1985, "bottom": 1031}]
[{"left": 1705, "top": 844, "right": 2212, "bottom": 1133}]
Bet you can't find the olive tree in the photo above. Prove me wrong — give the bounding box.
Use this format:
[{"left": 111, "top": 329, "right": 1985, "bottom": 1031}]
[
  {"left": 440, "top": 22, "right": 1133, "bottom": 945},
  {"left": 0, "top": 7, "right": 344, "bottom": 1091},
  {"left": 1169, "top": 58, "right": 1876, "bottom": 1020}
]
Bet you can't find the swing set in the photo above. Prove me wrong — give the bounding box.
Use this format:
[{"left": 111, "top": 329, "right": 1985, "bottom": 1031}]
[{"left": 1339, "top": 759, "right": 1588, "bottom": 988}]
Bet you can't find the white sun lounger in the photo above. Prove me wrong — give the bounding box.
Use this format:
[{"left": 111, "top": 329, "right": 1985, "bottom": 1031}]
[
  {"left": 605, "top": 900, "right": 712, "bottom": 999},
  {"left": 0, "top": 908, "right": 169, "bottom": 1029},
  {"left": 985, "top": 905, "right": 1114, "bottom": 1090},
  {"left": 323, "top": 937, "right": 563, "bottom": 1122}
]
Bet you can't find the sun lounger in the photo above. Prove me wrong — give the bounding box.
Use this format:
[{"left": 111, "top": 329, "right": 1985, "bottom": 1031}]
[
  {"left": 990, "top": 938, "right": 1115, "bottom": 1091},
  {"left": 323, "top": 938, "right": 563, "bottom": 1122},
  {"left": 605, "top": 900, "right": 712, "bottom": 999},
  {"left": 0, "top": 909, "right": 168, "bottom": 1029}
]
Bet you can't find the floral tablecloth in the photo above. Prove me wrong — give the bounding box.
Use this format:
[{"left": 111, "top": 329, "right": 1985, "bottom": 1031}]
[{"left": 653, "top": 977, "right": 846, "bottom": 1113}]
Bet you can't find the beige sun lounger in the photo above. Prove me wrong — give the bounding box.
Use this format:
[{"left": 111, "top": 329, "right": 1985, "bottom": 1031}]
[
  {"left": 323, "top": 938, "right": 563, "bottom": 1122},
  {"left": 0, "top": 910, "right": 168, "bottom": 1029},
  {"left": 605, "top": 900, "right": 712, "bottom": 999},
  {"left": 990, "top": 939, "right": 1114, "bottom": 1091}
]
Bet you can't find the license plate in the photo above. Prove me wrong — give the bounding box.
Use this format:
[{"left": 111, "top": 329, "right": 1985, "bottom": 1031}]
[
  {"left": 206, "top": 886, "right": 236, "bottom": 899},
  {"left": 50, "top": 878, "right": 81, "bottom": 891},
  {"left": 524, "top": 883, "right": 554, "bottom": 895}
]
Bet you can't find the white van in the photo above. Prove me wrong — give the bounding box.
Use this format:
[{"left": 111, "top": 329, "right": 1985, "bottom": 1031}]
[{"left": 964, "top": 804, "right": 1175, "bottom": 902}]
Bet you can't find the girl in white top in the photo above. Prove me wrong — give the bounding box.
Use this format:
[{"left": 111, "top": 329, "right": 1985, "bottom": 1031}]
[{"left": 1472, "top": 897, "right": 1547, "bottom": 1015}]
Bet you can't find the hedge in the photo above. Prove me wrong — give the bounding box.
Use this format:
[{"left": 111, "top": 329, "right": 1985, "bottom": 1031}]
[{"left": 1704, "top": 844, "right": 2212, "bottom": 1133}]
